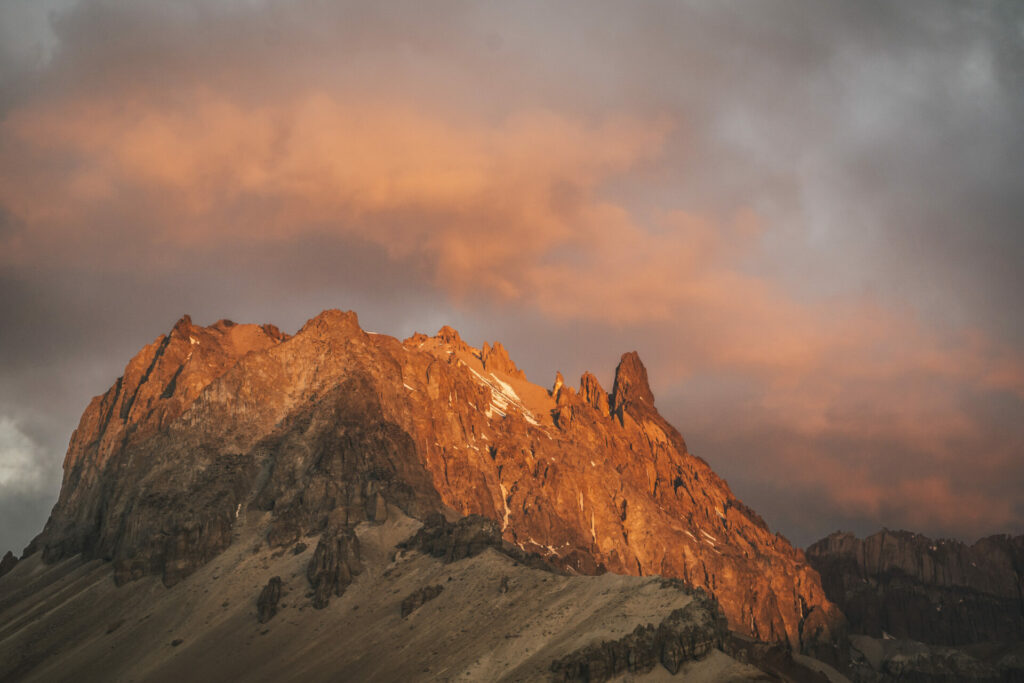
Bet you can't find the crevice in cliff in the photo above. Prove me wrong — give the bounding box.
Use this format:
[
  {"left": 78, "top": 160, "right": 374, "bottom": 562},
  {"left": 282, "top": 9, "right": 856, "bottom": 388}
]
[
  {"left": 159, "top": 364, "right": 185, "bottom": 400},
  {"left": 119, "top": 332, "right": 173, "bottom": 422}
]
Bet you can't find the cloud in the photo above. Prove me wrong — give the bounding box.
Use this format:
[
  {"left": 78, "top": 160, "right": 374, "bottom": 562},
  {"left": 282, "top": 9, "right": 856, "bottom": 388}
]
[
  {"left": 0, "top": 0, "right": 1022, "bottom": 549},
  {"left": 0, "top": 416, "right": 60, "bottom": 553},
  {"left": 0, "top": 417, "right": 49, "bottom": 489}
]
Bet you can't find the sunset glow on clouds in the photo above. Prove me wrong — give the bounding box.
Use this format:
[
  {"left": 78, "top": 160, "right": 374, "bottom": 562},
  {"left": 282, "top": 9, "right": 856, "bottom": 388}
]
[{"left": 0, "top": 0, "right": 1022, "bottom": 551}]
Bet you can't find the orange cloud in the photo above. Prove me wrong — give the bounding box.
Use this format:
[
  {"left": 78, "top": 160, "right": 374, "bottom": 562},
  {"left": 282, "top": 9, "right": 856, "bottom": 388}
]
[{"left": 1, "top": 71, "right": 1022, "bottom": 542}]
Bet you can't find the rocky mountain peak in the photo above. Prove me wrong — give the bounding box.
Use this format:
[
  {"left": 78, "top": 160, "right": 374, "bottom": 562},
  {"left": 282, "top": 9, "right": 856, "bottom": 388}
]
[
  {"left": 25, "top": 309, "right": 845, "bottom": 656},
  {"left": 610, "top": 351, "right": 655, "bottom": 416},
  {"left": 480, "top": 340, "right": 525, "bottom": 379},
  {"left": 551, "top": 370, "right": 565, "bottom": 397},
  {"left": 436, "top": 324, "right": 462, "bottom": 344},
  {"left": 171, "top": 314, "right": 194, "bottom": 336},
  {"left": 0, "top": 550, "right": 17, "bottom": 579},
  {"left": 579, "top": 371, "right": 610, "bottom": 417},
  {"left": 297, "top": 308, "right": 361, "bottom": 338},
  {"left": 436, "top": 325, "right": 473, "bottom": 353}
]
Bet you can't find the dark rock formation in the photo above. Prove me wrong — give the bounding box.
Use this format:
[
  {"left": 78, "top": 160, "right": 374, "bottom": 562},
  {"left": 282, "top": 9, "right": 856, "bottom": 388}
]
[
  {"left": 725, "top": 636, "right": 832, "bottom": 682},
  {"left": 400, "top": 584, "right": 444, "bottom": 617},
  {"left": 800, "top": 604, "right": 849, "bottom": 667},
  {"left": 400, "top": 513, "right": 503, "bottom": 563},
  {"left": 27, "top": 309, "right": 842, "bottom": 651},
  {"left": 306, "top": 529, "right": 363, "bottom": 609},
  {"left": 0, "top": 551, "right": 17, "bottom": 579},
  {"left": 846, "top": 636, "right": 1024, "bottom": 682},
  {"left": 807, "top": 529, "right": 1024, "bottom": 646},
  {"left": 256, "top": 576, "right": 282, "bottom": 623},
  {"left": 549, "top": 590, "right": 728, "bottom": 681}
]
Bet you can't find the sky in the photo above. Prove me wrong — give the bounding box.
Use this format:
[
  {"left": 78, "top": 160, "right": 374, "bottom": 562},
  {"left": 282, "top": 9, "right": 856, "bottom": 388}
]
[{"left": 0, "top": 0, "right": 1022, "bottom": 554}]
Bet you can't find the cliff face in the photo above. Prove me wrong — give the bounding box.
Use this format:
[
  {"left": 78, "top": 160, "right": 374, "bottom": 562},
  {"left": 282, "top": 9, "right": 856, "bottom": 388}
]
[
  {"left": 807, "top": 529, "right": 1024, "bottom": 645},
  {"left": 29, "top": 309, "right": 843, "bottom": 652}
]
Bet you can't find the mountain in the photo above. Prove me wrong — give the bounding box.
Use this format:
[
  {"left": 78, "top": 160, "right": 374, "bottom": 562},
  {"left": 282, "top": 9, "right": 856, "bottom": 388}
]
[
  {"left": 807, "top": 529, "right": 1024, "bottom": 681},
  {"left": 9, "top": 309, "right": 846, "bottom": 670},
  {"left": 807, "top": 529, "right": 1024, "bottom": 645}
]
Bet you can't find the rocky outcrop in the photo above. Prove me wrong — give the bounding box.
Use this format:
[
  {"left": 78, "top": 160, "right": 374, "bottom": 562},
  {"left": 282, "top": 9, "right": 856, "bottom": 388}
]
[
  {"left": 725, "top": 636, "right": 835, "bottom": 682},
  {"left": 257, "top": 576, "right": 282, "bottom": 623},
  {"left": 306, "top": 530, "right": 363, "bottom": 609},
  {"left": 807, "top": 529, "right": 1024, "bottom": 646},
  {"left": 400, "top": 514, "right": 504, "bottom": 563},
  {"left": 0, "top": 551, "right": 16, "bottom": 579},
  {"left": 400, "top": 584, "right": 444, "bottom": 617},
  {"left": 578, "top": 372, "right": 610, "bottom": 417},
  {"left": 481, "top": 341, "right": 526, "bottom": 380},
  {"left": 398, "top": 513, "right": 571, "bottom": 574},
  {"left": 28, "top": 309, "right": 842, "bottom": 651},
  {"left": 846, "top": 635, "right": 1024, "bottom": 682},
  {"left": 609, "top": 351, "right": 655, "bottom": 417},
  {"left": 549, "top": 590, "right": 729, "bottom": 681}
]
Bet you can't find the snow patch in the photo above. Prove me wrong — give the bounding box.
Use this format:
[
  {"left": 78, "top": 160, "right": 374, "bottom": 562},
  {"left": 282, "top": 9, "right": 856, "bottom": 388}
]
[
  {"left": 489, "top": 373, "right": 520, "bottom": 400},
  {"left": 498, "top": 483, "right": 511, "bottom": 531},
  {"left": 467, "top": 366, "right": 537, "bottom": 425}
]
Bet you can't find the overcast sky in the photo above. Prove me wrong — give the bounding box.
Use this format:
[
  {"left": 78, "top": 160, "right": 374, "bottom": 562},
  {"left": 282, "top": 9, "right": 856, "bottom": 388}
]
[{"left": 1, "top": 0, "right": 1022, "bottom": 553}]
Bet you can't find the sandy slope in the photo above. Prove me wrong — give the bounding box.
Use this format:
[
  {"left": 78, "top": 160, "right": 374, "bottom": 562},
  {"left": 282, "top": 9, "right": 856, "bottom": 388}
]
[{"left": 0, "top": 509, "right": 770, "bottom": 682}]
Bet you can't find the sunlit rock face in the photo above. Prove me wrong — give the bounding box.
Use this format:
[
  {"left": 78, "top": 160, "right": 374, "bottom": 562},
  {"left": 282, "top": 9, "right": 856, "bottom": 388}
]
[
  {"left": 29, "top": 309, "right": 844, "bottom": 653},
  {"left": 807, "top": 529, "right": 1024, "bottom": 645}
]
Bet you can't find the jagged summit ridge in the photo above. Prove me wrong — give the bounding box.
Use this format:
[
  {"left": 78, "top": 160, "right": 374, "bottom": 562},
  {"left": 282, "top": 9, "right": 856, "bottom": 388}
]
[{"left": 28, "top": 309, "right": 844, "bottom": 655}]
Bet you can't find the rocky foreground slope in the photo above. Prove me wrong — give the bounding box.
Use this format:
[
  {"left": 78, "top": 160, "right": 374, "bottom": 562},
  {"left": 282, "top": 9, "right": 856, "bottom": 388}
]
[
  {"left": 3, "top": 510, "right": 776, "bottom": 681},
  {"left": 22, "top": 309, "right": 844, "bottom": 657}
]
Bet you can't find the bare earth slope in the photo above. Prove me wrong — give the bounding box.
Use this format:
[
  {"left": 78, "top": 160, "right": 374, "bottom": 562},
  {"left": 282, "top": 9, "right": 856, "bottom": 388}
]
[
  {"left": 3, "top": 511, "right": 767, "bottom": 682},
  {"left": 23, "top": 309, "right": 844, "bottom": 656}
]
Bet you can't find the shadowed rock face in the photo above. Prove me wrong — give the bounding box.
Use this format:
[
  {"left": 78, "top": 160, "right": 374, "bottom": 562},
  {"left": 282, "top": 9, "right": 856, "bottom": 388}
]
[
  {"left": 256, "top": 576, "right": 282, "bottom": 623},
  {"left": 400, "top": 584, "right": 444, "bottom": 618},
  {"left": 807, "top": 529, "right": 1024, "bottom": 645},
  {"left": 27, "top": 309, "right": 843, "bottom": 652},
  {"left": 0, "top": 551, "right": 16, "bottom": 578},
  {"left": 550, "top": 590, "right": 729, "bottom": 681},
  {"left": 307, "top": 530, "right": 363, "bottom": 609}
]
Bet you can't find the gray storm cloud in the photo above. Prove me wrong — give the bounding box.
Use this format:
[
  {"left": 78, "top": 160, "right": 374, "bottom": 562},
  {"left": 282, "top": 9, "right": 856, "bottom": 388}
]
[{"left": 0, "top": 0, "right": 1022, "bottom": 554}]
